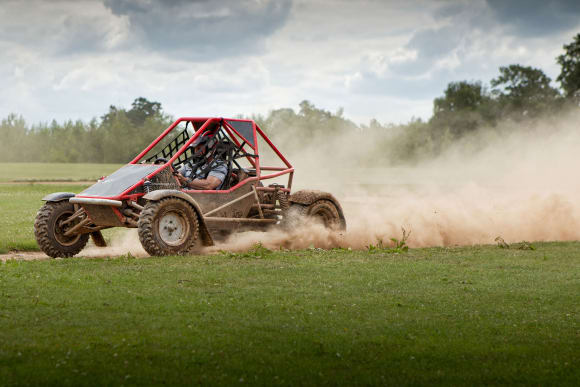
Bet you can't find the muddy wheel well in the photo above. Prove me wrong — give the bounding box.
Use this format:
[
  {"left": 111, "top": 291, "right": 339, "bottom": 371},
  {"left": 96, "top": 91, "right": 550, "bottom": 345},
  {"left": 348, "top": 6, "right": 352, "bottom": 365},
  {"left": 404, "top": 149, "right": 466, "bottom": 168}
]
[{"left": 288, "top": 190, "right": 346, "bottom": 230}]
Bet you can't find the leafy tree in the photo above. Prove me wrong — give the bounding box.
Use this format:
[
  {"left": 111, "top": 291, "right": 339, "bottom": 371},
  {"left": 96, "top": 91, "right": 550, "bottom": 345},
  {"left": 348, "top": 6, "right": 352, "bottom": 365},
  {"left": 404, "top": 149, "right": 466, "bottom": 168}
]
[
  {"left": 431, "top": 81, "right": 495, "bottom": 136},
  {"left": 556, "top": 33, "right": 580, "bottom": 100},
  {"left": 100, "top": 97, "right": 163, "bottom": 127},
  {"left": 127, "top": 97, "right": 163, "bottom": 126},
  {"left": 433, "top": 81, "right": 489, "bottom": 114},
  {"left": 100, "top": 105, "right": 119, "bottom": 127},
  {"left": 491, "top": 64, "right": 560, "bottom": 116},
  {"left": 0, "top": 114, "right": 27, "bottom": 162},
  {"left": 258, "top": 100, "right": 356, "bottom": 142}
]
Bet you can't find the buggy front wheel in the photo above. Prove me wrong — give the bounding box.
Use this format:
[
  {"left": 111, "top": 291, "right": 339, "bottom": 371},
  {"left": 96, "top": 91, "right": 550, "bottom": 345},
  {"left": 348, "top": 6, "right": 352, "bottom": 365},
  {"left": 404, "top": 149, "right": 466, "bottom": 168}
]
[
  {"left": 34, "top": 201, "right": 90, "bottom": 258},
  {"left": 138, "top": 198, "right": 201, "bottom": 256}
]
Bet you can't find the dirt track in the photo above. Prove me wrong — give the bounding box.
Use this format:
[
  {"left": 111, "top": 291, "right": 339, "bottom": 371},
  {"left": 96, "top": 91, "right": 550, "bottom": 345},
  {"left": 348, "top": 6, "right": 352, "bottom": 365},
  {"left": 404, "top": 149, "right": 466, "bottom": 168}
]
[{"left": 1, "top": 251, "right": 50, "bottom": 261}]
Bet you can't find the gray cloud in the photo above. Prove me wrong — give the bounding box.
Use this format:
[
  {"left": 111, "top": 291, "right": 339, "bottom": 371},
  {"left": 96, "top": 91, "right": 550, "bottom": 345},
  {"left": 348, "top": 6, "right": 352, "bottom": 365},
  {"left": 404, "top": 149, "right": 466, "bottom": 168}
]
[
  {"left": 385, "top": 1, "right": 487, "bottom": 78},
  {"left": 103, "top": 0, "right": 292, "bottom": 58},
  {"left": 0, "top": 0, "right": 128, "bottom": 56},
  {"left": 372, "top": 0, "right": 580, "bottom": 82},
  {"left": 486, "top": 0, "right": 580, "bottom": 37},
  {"left": 1, "top": 0, "right": 578, "bottom": 126},
  {"left": 389, "top": 26, "right": 463, "bottom": 76},
  {"left": 348, "top": 70, "right": 449, "bottom": 101},
  {"left": 55, "top": 14, "right": 110, "bottom": 55}
]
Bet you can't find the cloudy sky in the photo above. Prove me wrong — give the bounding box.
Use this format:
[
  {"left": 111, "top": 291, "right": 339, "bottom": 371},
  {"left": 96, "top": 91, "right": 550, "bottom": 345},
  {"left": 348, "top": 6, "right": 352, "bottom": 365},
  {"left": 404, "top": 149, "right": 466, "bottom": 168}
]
[{"left": 1, "top": 0, "right": 579, "bottom": 125}]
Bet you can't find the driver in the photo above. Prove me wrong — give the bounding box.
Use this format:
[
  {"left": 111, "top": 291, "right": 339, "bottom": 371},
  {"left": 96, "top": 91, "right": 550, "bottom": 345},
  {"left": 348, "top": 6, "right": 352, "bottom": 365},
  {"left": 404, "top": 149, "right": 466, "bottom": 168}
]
[{"left": 176, "top": 131, "right": 228, "bottom": 190}]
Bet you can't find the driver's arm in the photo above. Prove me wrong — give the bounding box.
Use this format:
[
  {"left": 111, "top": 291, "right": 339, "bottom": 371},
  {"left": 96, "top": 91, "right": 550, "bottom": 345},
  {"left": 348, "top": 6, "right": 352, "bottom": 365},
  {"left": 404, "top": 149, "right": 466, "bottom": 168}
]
[{"left": 180, "top": 175, "right": 221, "bottom": 190}]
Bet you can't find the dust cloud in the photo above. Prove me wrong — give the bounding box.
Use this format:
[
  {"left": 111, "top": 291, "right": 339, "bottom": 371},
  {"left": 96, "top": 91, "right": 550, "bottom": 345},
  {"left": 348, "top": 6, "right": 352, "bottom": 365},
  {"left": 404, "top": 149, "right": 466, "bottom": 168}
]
[
  {"left": 215, "top": 108, "right": 580, "bottom": 251},
  {"left": 82, "top": 229, "right": 148, "bottom": 258},
  {"left": 94, "top": 109, "right": 580, "bottom": 256}
]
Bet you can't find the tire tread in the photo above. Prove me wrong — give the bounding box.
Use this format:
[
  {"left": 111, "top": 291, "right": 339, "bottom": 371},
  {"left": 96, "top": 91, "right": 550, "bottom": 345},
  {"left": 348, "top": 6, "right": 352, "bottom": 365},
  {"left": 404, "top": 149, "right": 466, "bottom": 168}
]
[
  {"left": 137, "top": 198, "right": 200, "bottom": 256},
  {"left": 34, "top": 201, "right": 89, "bottom": 258}
]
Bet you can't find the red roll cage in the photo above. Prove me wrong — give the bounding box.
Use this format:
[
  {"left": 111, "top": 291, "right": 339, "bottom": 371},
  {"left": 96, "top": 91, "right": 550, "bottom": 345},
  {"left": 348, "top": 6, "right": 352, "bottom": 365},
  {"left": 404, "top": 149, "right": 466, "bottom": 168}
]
[{"left": 83, "top": 117, "right": 294, "bottom": 202}]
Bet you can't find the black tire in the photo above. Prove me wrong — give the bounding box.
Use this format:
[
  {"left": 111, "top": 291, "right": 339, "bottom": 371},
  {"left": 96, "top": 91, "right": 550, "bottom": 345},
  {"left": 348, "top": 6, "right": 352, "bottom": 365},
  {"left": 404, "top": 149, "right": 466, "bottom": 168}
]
[
  {"left": 138, "top": 198, "right": 200, "bottom": 256},
  {"left": 306, "top": 200, "right": 344, "bottom": 230},
  {"left": 34, "top": 201, "right": 90, "bottom": 258},
  {"left": 283, "top": 200, "right": 345, "bottom": 231}
]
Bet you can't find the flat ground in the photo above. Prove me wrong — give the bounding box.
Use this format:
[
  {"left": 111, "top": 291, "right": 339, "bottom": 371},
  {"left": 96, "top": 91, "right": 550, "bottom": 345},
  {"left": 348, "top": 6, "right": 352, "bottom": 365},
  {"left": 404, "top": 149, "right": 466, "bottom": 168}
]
[
  {"left": 1, "top": 163, "right": 578, "bottom": 385},
  {"left": 0, "top": 163, "right": 121, "bottom": 183},
  {"left": 1, "top": 244, "right": 579, "bottom": 386}
]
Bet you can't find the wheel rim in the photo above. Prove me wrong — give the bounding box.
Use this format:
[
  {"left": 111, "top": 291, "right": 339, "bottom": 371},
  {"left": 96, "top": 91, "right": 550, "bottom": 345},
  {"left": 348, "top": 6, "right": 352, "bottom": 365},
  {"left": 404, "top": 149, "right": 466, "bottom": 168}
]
[
  {"left": 158, "top": 211, "right": 189, "bottom": 246},
  {"left": 54, "top": 211, "right": 82, "bottom": 246}
]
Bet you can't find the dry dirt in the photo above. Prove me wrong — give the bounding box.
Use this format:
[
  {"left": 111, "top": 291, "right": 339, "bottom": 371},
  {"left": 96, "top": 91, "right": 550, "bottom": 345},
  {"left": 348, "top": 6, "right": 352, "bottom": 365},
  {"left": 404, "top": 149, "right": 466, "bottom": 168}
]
[{"left": 1, "top": 251, "right": 49, "bottom": 261}]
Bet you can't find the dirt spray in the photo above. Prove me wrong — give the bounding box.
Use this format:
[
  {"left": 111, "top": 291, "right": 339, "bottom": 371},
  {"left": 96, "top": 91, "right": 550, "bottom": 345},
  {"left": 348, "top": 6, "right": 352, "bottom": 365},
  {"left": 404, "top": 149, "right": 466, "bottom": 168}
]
[
  {"left": 90, "top": 108, "right": 580, "bottom": 255},
  {"left": 214, "top": 108, "right": 580, "bottom": 250}
]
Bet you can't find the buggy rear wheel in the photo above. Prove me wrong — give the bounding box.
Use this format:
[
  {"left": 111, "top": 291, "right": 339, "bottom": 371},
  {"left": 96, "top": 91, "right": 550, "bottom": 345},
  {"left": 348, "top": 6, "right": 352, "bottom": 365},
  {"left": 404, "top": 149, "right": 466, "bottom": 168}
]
[
  {"left": 305, "top": 199, "right": 344, "bottom": 230},
  {"left": 34, "top": 201, "right": 90, "bottom": 258},
  {"left": 138, "top": 198, "right": 200, "bottom": 256},
  {"left": 283, "top": 199, "right": 345, "bottom": 231}
]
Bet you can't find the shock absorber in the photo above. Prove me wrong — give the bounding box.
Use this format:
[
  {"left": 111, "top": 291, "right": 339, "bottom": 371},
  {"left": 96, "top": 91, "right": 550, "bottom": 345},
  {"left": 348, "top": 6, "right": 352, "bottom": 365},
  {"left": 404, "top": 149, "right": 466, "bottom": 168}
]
[{"left": 143, "top": 179, "right": 152, "bottom": 194}]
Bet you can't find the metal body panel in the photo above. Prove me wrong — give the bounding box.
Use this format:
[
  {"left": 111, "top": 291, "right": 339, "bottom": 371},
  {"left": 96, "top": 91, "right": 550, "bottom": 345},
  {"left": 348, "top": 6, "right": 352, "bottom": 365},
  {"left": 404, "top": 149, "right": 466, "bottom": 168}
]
[
  {"left": 82, "top": 204, "right": 124, "bottom": 227},
  {"left": 70, "top": 197, "right": 123, "bottom": 207},
  {"left": 79, "top": 164, "right": 158, "bottom": 198},
  {"left": 189, "top": 181, "right": 255, "bottom": 218},
  {"left": 226, "top": 120, "right": 255, "bottom": 146}
]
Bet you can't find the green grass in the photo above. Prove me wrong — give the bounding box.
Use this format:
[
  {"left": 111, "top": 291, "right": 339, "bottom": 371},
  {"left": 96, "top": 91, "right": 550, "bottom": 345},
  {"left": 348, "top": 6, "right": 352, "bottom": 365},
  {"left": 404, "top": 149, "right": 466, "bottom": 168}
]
[
  {"left": 0, "top": 163, "right": 122, "bottom": 182},
  {"left": 1, "top": 244, "right": 579, "bottom": 386},
  {"left": 1, "top": 163, "right": 579, "bottom": 385}
]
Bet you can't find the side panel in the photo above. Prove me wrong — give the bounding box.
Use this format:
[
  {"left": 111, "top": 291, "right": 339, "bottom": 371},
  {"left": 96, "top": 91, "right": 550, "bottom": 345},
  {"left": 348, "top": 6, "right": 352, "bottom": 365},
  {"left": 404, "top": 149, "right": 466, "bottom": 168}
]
[
  {"left": 189, "top": 182, "right": 255, "bottom": 218},
  {"left": 225, "top": 119, "right": 255, "bottom": 147},
  {"left": 83, "top": 204, "right": 124, "bottom": 227}
]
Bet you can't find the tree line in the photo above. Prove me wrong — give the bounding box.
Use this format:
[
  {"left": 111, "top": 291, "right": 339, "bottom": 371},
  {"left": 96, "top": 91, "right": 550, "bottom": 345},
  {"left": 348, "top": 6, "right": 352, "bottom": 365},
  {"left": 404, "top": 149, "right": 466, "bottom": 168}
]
[
  {"left": 2, "top": 34, "right": 580, "bottom": 165},
  {"left": 0, "top": 98, "right": 173, "bottom": 163}
]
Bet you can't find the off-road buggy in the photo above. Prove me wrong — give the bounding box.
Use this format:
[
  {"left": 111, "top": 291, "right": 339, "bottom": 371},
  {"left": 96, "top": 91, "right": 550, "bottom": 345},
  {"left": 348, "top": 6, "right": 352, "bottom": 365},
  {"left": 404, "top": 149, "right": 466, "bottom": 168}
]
[{"left": 34, "top": 117, "right": 346, "bottom": 257}]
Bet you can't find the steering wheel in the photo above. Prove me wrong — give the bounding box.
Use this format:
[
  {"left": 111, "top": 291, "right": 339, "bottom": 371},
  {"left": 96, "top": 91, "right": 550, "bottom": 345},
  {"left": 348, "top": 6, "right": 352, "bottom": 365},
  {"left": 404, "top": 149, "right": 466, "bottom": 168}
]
[{"left": 153, "top": 157, "right": 168, "bottom": 165}]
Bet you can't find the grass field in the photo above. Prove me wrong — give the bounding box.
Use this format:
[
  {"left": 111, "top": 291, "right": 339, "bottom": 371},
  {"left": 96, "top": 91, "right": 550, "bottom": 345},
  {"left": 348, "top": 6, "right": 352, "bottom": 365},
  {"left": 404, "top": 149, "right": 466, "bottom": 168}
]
[
  {"left": 1, "top": 163, "right": 579, "bottom": 385},
  {"left": 0, "top": 163, "right": 122, "bottom": 182},
  {"left": 1, "top": 244, "right": 579, "bottom": 385}
]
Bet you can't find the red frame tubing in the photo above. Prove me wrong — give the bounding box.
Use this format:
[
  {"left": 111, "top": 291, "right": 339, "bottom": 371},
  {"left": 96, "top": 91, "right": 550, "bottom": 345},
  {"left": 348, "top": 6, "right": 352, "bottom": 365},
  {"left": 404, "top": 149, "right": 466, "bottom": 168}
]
[
  {"left": 120, "top": 118, "right": 220, "bottom": 197},
  {"left": 252, "top": 121, "right": 261, "bottom": 181},
  {"left": 75, "top": 117, "right": 294, "bottom": 200}
]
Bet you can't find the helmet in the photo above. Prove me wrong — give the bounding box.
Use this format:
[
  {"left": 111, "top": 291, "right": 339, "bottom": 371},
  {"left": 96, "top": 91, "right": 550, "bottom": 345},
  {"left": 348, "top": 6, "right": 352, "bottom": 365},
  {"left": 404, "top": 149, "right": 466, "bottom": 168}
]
[{"left": 190, "top": 130, "right": 217, "bottom": 158}]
